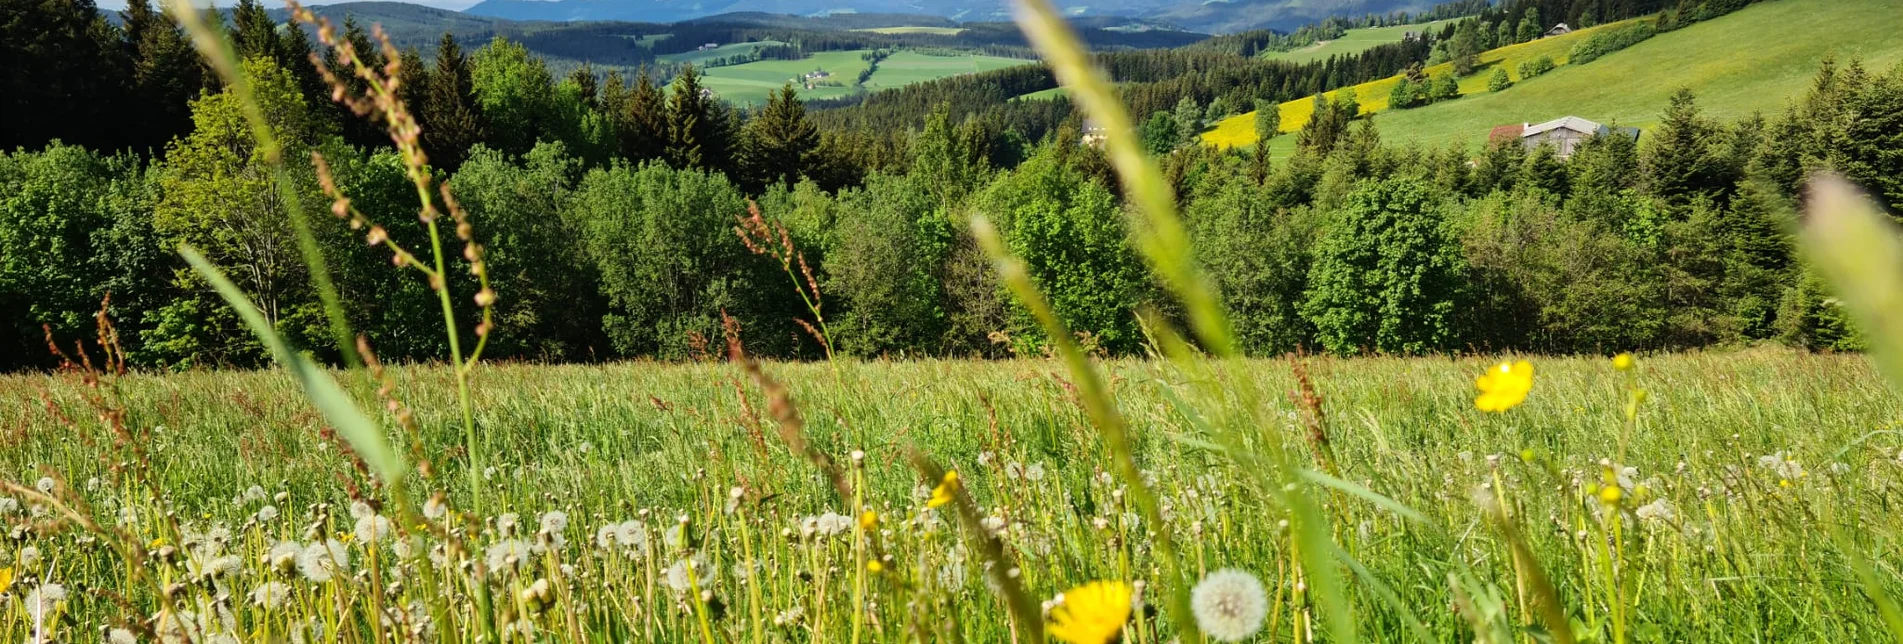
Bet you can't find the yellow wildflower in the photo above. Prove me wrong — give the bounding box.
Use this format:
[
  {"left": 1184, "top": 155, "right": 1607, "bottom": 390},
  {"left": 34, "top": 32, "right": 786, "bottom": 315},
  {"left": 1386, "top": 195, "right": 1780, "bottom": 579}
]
[
  {"left": 927, "top": 471, "right": 959, "bottom": 509},
  {"left": 1611, "top": 352, "right": 1635, "bottom": 370},
  {"left": 859, "top": 511, "right": 877, "bottom": 531},
  {"left": 1474, "top": 360, "right": 1534, "bottom": 412},
  {"left": 0, "top": 567, "right": 12, "bottom": 592},
  {"left": 1598, "top": 485, "right": 1623, "bottom": 505},
  {"left": 866, "top": 560, "right": 884, "bottom": 573},
  {"left": 1048, "top": 581, "right": 1133, "bottom": 644}
]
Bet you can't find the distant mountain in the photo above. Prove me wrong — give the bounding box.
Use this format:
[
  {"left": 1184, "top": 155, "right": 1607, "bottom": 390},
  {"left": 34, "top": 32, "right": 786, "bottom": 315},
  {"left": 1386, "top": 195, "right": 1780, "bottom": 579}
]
[{"left": 459, "top": 0, "right": 1434, "bottom": 33}]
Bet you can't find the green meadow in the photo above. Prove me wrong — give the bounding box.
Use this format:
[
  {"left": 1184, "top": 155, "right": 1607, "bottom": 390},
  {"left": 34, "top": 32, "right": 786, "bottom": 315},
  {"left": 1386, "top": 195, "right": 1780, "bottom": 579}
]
[
  {"left": 862, "top": 51, "right": 1032, "bottom": 91},
  {"left": 1261, "top": 19, "right": 1453, "bottom": 65}
]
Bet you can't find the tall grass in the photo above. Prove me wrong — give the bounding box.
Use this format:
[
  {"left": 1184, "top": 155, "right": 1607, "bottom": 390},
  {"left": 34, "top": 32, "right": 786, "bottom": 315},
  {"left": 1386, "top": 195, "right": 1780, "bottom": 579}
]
[{"left": 1, "top": 0, "right": 1903, "bottom": 642}]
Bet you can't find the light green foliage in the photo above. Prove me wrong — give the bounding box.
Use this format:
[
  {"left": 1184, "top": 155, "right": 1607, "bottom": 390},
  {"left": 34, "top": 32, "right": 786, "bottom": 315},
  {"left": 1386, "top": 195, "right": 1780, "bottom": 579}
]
[
  {"left": 1516, "top": 54, "right": 1557, "bottom": 80},
  {"left": 1142, "top": 110, "right": 1180, "bottom": 154},
  {"left": 567, "top": 160, "right": 757, "bottom": 357},
  {"left": 150, "top": 57, "right": 329, "bottom": 367},
  {"left": 1488, "top": 67, "right": 1512, "bottom": 92},
  {"left": 470, "top": 37, "right": 597, "bottom": 157},
  {"left": 1253, "top": 99, "right": 1281, "bottom": 140},
  {"left": 1173, "top": 95, "right": 1203, "bottom": 143},
  {"left": 1302, "top": 177, "right": 1468, "bottom": 354}
]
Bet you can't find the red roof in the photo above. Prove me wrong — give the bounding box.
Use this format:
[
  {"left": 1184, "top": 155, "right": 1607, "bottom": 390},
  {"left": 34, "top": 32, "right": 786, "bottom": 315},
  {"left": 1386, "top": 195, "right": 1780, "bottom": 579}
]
[{"left": 1489, "top": 124, "right": 1524, "bottom": 143}]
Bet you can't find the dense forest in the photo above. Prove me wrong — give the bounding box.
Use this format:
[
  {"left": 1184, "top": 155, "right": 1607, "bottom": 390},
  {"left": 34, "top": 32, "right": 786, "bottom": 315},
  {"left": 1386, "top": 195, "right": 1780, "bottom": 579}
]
[{"left": 2, "top": 0, "right": 1899, "bottom": 371}]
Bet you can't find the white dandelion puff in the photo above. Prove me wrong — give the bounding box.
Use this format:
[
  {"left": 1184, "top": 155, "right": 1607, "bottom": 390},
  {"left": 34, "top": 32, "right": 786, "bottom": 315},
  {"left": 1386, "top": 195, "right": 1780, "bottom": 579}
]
[
  {"left": 251, "top": 581, "right": 292, "bottom": 609},
  {"left": 1635, "top": 499, "right": 1675, "bottom": 523},
  {"left": 34, "top": 477, "right": 55, "bottom": 493},
  {"left": 256, "top": 505, "right": 279, "bottom": 522},
  {"left": 539, "top": 511, "right": 569, "bottom": 535},
  {"left": 354, "top": 514, "right": 393, "bottom": 545},
  {"left": 1191, "top": 569, "right": 1268, "bottom": 642},
  {"left": 423, "top": 496, "right": 448, "bottom": 520},
  {"left": 496, "top": 513, "right": 520, "bottom": 538},
  {"left": 19, "top": 546, "right": 42, "bottom": 569},
  {"left": 24, "top": 583, "right": 67, "bottom": 622},
  {"left": 268, "top": 541, "right": 303, "bottom": 573},
  {"left": 299, "top": 540, "right": 350, "bottom": 583},
  {"left": 485, "top": 539, "right": 532, "bottom": 575},
  {"left": 108, "top": 628, "right": 137, "bottom": 644}
]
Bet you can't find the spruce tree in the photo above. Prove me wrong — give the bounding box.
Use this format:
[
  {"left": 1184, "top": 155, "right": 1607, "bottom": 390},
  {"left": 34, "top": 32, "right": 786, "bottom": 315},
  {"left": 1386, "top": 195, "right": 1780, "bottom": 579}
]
[
  {"left": 568, "top": 63, "right": 598, "bottom": 109},
  {"left": 623, "top": 67, "right": 669, "bottom": 163},
  {"left": 122, "top": 0, "right": 204, "bottom": 150},
  {"left": 279, "top": 19, "right": 326, "bottom": 109},
  {"left": 743, "top": 83, "right": 820, "bottom": 191},
  {"left": 666, "top": 64, "right": 713, "bottom": 170},
  {"left": 421, "top": 32, "right": 483, "bottom": 171},
  {"left": 230, "top": 0, "right": 278, "bottom": 62},
  {"left": 1517, "top": 8, "right": 1542, "bottom": 43},
  {"left": 1642, "top": 88, "right": 1735, "bottom": 206}
]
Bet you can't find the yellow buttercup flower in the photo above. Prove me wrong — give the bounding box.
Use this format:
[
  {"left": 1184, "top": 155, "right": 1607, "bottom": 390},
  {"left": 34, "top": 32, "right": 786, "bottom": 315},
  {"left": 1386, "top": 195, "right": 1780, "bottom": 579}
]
[
  {"left": 1611, "top": 352, "right": 1635, "bottom": 371},
  {"left": 859, "top": 511, "right": 878, "bottom": 530},
  {"left": 0, "top": 567, "right": 12, "bottom": 592},
  {"left": 866, "top": 560, "right": 884, "bottom": 573},
  {"left": 927, "top": 471, "right": 959, "bottom": 509},
  {"left": 1048, "top": 581, "right": 1133, "bottom": 644},
  {"left": 1474, "top": 360, "right": 1534, "bottom": 412}
]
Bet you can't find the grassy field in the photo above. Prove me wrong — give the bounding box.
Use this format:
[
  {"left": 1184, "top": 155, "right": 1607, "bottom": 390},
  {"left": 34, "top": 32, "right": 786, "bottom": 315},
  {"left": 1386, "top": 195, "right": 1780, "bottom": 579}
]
[
  {"left": 656, "top": 40, "right": 792, "bottom": 66},
  {"left": 698, "top": 50, "right": 872, "bottom": 105},
  {"left": 861, "top": 51, "right": 1033, "bottom": 91},
  {"left": 695, "top": 50, "right": 1032, "bottom": 105},
  {"left": 854, "top": 26, "right": 967, "bottom": 36},
  {"left": 1205, "top": 0, "right": 1903, "bottom": 156},
  {"left": 1260, "top": 20, "right": 1452, "bottom": 65},
  {"left": 4, "top": 348, "right": 1903, "bottom": 641}
]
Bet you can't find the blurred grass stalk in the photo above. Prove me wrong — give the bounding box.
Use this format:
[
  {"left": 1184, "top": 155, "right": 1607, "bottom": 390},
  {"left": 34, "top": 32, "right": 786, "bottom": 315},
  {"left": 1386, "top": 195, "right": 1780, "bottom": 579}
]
[
  {"left": 1002, "top": 0, "right": 1364, "bottom": 641},
  {"left": 1799, "top": 173, "right": 1903, "bottom": 642}
]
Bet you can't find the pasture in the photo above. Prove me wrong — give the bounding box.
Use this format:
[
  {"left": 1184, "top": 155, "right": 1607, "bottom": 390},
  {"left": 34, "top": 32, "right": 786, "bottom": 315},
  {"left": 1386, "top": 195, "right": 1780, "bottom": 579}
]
[
  {"left": 1260, "top": 19, "right": 1453, "bottom": 65},
  {"left": 4, "top": 348, "right": 1903, "bottom": 641},
  {"left": 1204, "top": 0, "right": 1903, "bottom": 155}
]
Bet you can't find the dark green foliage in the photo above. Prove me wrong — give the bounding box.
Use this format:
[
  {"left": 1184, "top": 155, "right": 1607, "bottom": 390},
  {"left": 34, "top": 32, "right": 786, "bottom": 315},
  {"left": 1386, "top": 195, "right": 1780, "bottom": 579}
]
[
  {"left": 1516, "top": 8, "right": 1542, "bottom": 43},
  {"left": 1187, "top": 160, "right": 1316, "bottom": 354},
  {"left": 421, "top": 33, "right": 484, "bottom": 172},
  {"left": 1141, "top": 111, "right": 1180, "bottom": 155},
  {"left": 230, "top": 0, "right": 279, "bottom": 62},
  {"left": 742, "top": 84, "right": 820, "bottom": 191},
  {"left": 825, "top": 173, "right": 949, "bottom": 356},
  {"left": 1302, "top": 178, "right": 1469, "bottom": 355},
  {"left": 1642, "top": 88, "right": 1739, "bottom": 206}
]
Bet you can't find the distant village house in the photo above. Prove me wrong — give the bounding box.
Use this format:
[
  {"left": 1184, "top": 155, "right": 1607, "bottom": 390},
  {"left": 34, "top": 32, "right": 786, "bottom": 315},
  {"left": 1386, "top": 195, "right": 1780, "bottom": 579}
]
[
  {"left": 1081, "top": 119, "right": 1108, "bottom": 147},
  {"left": 1496, "top": 116, "right": 1639, "bottom": 158},
  {"left": 1543, "top": 23, "right": 1572, "bottom": 37}
]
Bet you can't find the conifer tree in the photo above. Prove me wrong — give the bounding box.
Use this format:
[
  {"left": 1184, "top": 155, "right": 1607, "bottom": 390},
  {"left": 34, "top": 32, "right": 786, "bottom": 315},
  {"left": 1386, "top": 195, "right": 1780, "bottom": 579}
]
[
  {"left": 230, "top": 0, "right": 278, "bottom": 62},
  {"left": 421, "top": 32, "right": 482, "bottom": 171},
  {"left": 666, "top": 64, "right": 714, "bottom": 170},
  {"left": 1642, "top": 88, "right": 1734, "bottom": 206},
  {"left": 622, "top": 67, "right": 669, "bottom": 163},
  {"left": 743, "top": 83, "right": 820, "bottom": 191},
  {"left": 568, "top": 63, "right": 598, "bottom": 109},
  {"left": 121, "top": 0, "right": 205, "bottom": 150}
]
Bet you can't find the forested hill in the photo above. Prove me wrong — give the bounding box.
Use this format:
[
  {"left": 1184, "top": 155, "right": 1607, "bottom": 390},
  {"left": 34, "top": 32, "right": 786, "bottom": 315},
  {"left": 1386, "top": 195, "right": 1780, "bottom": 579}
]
[{"left": 4, "top": 0, "right": 1901, "bottom": 371}]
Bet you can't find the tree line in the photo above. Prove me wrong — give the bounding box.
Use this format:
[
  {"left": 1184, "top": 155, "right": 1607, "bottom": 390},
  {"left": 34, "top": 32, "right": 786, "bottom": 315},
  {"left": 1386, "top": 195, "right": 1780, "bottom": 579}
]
[{"left": 2, "top": 0, "right": 1899, "bottom": 370}]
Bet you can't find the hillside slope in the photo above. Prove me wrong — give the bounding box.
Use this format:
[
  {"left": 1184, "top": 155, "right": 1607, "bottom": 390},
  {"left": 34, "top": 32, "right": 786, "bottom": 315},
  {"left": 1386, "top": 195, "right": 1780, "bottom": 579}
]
[{"left": 1205, "top": 0, "right": 1903, "bottom": 154}]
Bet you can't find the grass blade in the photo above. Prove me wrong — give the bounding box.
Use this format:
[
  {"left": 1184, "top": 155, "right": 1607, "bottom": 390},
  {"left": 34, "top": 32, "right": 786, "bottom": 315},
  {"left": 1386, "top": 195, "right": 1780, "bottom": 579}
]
[
  {"left": 1801, "top": 174, "right": 1903, "bottom": 393},
  {"left": 179, "top": 245, "right": 403, "bottom": 483}
]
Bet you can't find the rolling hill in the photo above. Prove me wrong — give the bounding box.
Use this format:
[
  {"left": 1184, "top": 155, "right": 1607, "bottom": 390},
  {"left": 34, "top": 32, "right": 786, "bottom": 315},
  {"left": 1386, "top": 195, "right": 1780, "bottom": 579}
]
[
  {"left": 1203, "top": 0, "right": 1903, "bottom": 157},
  {"left": 460, "top": 0, "right": 1430, "bottom": 33},
  {"left": 1259, "top": 19, "right": 1451, "bottom": 64}
]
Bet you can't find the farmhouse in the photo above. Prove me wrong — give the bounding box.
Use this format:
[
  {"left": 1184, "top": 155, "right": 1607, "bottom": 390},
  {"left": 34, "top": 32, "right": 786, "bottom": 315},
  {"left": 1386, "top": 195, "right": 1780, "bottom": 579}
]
[
  {"left": 1081, "top": 119, "right": 1108, "bottom": 147},
  {"left": 1544, "top": 23, "right": 1573, "bottom": 37},
  {"left": 1505, "top": 116, "right": 1639, "bottom": 158}
]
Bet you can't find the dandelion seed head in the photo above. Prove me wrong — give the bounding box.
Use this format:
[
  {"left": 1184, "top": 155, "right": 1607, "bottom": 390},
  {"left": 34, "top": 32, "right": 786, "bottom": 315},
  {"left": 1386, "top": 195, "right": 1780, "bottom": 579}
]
[
  {"left": 496, "top": 513, "right": 520, "bottom": 538},
  {"left": 354, "top": 514, "right": 393, "bottom": 545},
  {"left": 298, "top": 540, "right": 350, "bottom": 583},
  {"left": 34, "top": 477, "right": 55, "bottom": 493},
  {"left": 257, "top": 505, "right": 279, "bottom": 522},
  {"left": 423, "top": 495, "right": 448, "bottom": 520},
  {"left": 1191, "top": 569, "right": 1267, "bottom": 642},
  {"left": 19, "top": 546, "right": 41, "bottom": 569},
  {"left": 251, "top": 581, "right": 291, "bottom": 609},
  {"left": 539, "top": 510, "right": 569, "bottom": 535},
  {"left": 349, "top": 500, "right": 374, "bottom": 520},
  {"left": 268, "top": 541, "right": 302, "bottom": 573},
  {"left": 108, "top": 628, "right": 137, "bottom": 644}
]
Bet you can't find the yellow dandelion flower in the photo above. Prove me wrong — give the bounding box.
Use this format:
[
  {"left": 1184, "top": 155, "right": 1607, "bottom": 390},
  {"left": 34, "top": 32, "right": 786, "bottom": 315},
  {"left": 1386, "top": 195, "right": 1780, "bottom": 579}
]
[
  {"left": 0, "top": 567, "right": 12, "bottom": 592},
  {"left": 1611, "top": 352, "right": 1635, "bottom": 371},
  {"left": 927, "top": 471, "right": 959, "bottom": 509},
  {"left": 1598, "top": 485, "right": 1622, "bottom": 505},
  {"left": 866, "top": 560, "right": 884, "bottom": 573},
  {"left": 1048, "top": 581, "right": 1133, "bottom": 644},
  {"left": 859, "top": 511, "right": 878, "bottom": 530},
  {"left": 1474, "top": 360, "right": 1534, "bottom": 412}
]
